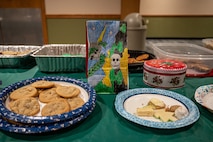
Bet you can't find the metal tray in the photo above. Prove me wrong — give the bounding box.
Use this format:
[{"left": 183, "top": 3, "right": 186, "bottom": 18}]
[
  {"left": 0, "top": 45, "right": 40, "bottom": 68},
  {"left": 31, "top": 44, "right": 86, "bottom": 72}
]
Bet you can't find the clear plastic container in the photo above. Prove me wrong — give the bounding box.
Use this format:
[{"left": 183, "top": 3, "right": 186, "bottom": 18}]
[
  {"left": 150, "top": 43, "right": 213, "bottom": 76},
  {"left": 202, "top": 38, "right": 213, "bottom": 50}
]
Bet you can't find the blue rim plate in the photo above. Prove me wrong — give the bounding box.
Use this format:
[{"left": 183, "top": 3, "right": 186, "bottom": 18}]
[
  {"left": 0, "top": 102, "right": 95, "bottom": 134},
  {"left": 115, "top": 88, "right": 200, "bottom": 129},
  {"left": 0, "top": 76, "right": 96, "bottom": 124},
  {"left": 194, "top": 84, "right": 213, "bottom": 113}
]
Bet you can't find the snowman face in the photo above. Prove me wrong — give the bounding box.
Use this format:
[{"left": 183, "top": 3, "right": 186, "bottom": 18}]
[{"left": 111, "top": 53, "right": 121, "bottom": 69}]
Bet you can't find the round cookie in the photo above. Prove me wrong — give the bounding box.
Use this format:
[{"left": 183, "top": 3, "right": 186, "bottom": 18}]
[
  {"left": 67, "top": 97, "right": 85, "bottom": 111},
  {"left": 41, "top": 99, "right": 70, "bottom": 116},
  {"left": 9, "top": 86, "right": 38, "bottom": 100},
  {"left": 56, "top": 86, "right": 80, "bottom": 98},
  {"left": 2, "top": 51, "right": 18, "bottom": 55},
  {"left": 9, "top": 97, "right": 40, "bottom": 116},
  {"left": 39, "top": 88, "right": 62, "bottom": 103},
  {"left": 53, "top": 83, "right": 63, "bottom": 88},
  {"left": 31, "top": 80, "right": 55, "bottom": 89}
]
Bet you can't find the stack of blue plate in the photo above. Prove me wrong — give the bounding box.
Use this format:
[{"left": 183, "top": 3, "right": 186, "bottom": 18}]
[{"left": 0, "top": 76, "right": 96, "bottom": 134}]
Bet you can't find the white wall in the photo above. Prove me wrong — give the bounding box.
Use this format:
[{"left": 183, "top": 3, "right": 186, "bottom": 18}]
[{"left": 140, "top": 0, "right": 213, "bottom": 15}]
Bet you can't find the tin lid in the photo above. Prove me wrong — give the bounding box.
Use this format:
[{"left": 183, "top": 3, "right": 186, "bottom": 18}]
[{"left": 144, "top": 59, "right": 187, "bottom": 74}]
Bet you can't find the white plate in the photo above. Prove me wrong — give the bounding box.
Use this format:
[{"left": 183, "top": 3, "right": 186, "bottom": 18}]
[
  {"left": 194, "top": 84, "right": 213, "bottom": 113},
  {"left": 115, "top": 88, "right": 200, "bottom": 129}
]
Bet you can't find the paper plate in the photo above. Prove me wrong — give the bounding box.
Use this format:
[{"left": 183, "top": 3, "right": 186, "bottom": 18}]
[
  {"left": 0, "top": 76, "right": 96, "bottom": 124},
  {"left": 115, "top": 88, "right": 200, "bottom": 129},
  {"left": 0, "top": 103, "right": 95, "bottom": 134},
  {"left": 194, "top": 84, "right": 213, "bottom": 113}
]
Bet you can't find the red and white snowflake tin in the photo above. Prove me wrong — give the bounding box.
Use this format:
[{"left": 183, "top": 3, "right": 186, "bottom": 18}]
[{"left": 143, "top": 59, "right": 187, "bottom": 89}]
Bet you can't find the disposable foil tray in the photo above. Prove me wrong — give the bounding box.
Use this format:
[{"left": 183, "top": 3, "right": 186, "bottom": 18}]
[
  {"left": 31, "top": 44, "right": 86, "bottom": 72},
  {"left": 0, "top": 45, "right": 40, "bottom": 68}
]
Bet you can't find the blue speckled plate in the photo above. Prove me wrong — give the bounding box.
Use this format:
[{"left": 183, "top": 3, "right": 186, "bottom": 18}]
[
  {"left": 0, "top": 76, "right": 96, "bottom": 125},
  {"left": 194, "top": 84, "right": 213, "bottom": 113},
  {"left": 0, "top": 103, "right": 95, "bottom": 134},
  {"left": 115, "top": 88, "right": 200, "bottom": 129}
]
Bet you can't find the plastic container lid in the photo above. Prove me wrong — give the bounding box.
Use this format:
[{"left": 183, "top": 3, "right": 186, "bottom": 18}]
[
  {"left": 151, "top": 43, "right": 213, "bottom": 60},
  {"left": 144, "top": 59, "right": 187, "bottom": 74}
]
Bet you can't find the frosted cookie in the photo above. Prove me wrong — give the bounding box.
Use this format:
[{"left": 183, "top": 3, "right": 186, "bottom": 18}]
[
  {"left": 39, "top": 88, "right": 62, "bottom": 103},
  {"left": 56, "top": 86, "right": 80, "bottom": 98},
  {"left": 9, "top": 97, "right": 40, "bottom": 116},
  {"left": 67, "top": 97, "right": 85, "bottom": 111},
  {"left": 9, "top": 86, "right": 38, "bottom": 100},
  {"left": 41, "top": 99, "right": 70, "bottom": 116},
  {"left": 31, "top": 80, "right": 55, "bottom": 89}
]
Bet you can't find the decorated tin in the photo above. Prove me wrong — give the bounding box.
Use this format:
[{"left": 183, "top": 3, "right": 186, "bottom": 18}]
[{"left": 143, "top": 59, "right": 187, "bottom": 89}]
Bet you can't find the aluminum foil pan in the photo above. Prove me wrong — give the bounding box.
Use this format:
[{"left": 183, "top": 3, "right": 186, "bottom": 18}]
[
  {"left": 0, "top": 45, "right": 40, "bottom": 68},
  {"left": 31, "top": 44, "right": 86, "bottom": 72}
]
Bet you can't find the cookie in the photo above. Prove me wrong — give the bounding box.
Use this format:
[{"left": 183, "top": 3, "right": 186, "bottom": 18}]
[
  {"left": 187, "top": 63, "right": 211, "bottom": 73},
  {"left": 56, "top": 86, "right": 80, "bottom": 98},
  {"left": 148, "top": 98, "right": 166, "bottom": 109},
  {"left": 31, "top": 80, "right": 55, "bottom": 89},
  {"left": 9, "top": 86, "right": 38, "bottom": 100},
  {"left": 52, "top": 83, "right": 63, "bottom": 88},
  {"left": 128, "top": 58, "right": 136, "bottom": 64},
  {"left": 67, "top": 97, "right": 85, "bottom": 111},
  {"left": 39, "top": 88, "right": 62, "bottom": 103},
  {"left": 9, "top": 97, "right": 40, "bottom": 116},
  {"left": 16, "top": 50, "right": 31, "bottom": 55},
  {"left": 136, "top": 54, "right": 149, "bottom": 61},
  {"left": 2, "top": 51, "right": 18, "bottom": 55},
  {"left": 41, "top": 99, "right": 70, "bottom": 116},
  {"left": 166, "top": 105, "right": 181, "bottom": 112}
]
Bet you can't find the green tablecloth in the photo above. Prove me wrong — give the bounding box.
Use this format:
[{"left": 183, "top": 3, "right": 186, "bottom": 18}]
[{"left": 0, "top": 66, "right": 212, "bottom": 142}]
